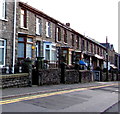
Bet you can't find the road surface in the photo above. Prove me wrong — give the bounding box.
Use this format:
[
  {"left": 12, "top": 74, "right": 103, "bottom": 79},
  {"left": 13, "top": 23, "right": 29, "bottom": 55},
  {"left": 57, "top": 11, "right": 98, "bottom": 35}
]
[{"left": 1, "top": 82, "right": 119, "bottom": 113}]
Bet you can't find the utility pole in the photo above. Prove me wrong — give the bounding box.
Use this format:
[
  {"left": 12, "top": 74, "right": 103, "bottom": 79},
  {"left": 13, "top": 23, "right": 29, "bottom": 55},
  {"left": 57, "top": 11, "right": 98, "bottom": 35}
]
[{"left": 106, "top": 36, "right": 108, "bottom": 81}]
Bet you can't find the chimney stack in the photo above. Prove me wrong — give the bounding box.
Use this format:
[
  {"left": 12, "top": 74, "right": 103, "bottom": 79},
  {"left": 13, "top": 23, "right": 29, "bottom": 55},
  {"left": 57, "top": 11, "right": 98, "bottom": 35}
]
[{"left": 66, "top": 23, "right": 70, "bottom": 27}]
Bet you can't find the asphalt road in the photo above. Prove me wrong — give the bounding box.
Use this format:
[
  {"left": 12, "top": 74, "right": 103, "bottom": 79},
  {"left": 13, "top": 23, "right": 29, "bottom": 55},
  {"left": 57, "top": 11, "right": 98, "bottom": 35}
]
[
  {"left": 103, "top": 101, "right": 120, "bottom": 112},
  {"left": 1, "top": 82, "right": 119, "bottom": 113}
]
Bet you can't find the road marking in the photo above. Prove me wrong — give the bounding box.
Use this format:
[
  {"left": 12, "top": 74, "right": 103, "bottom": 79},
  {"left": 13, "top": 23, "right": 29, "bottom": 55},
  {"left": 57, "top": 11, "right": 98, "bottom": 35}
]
[{"left": 0, "top": 83, "right": 118, "bottom": 105}]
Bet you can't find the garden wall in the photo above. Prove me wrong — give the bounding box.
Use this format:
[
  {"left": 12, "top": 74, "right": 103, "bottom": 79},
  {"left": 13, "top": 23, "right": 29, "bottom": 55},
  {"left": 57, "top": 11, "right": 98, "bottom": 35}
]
[
  {"left": 0, "top": 73, "right": 29, "bottom": 88},
  {"left": 37, "top": 69, "right": 61, "bottom": 85},
  {"left": 101, "top": 72, "right": 119, "bottom": 81},
  {"left": 64, "top": 70, "right": 93, "bottom": 84}
]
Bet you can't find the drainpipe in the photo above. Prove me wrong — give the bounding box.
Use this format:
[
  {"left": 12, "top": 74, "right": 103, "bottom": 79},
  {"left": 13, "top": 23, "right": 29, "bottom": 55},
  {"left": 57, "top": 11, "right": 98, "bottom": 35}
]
[{"left": 12, "top": 0, "right": 17, "bottom": 73}]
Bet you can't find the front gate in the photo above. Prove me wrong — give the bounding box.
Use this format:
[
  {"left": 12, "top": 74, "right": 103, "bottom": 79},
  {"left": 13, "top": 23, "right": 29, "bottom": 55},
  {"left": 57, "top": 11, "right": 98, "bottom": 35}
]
[{"left": 93, "top": 70, "right": 100, "bottom": 81}]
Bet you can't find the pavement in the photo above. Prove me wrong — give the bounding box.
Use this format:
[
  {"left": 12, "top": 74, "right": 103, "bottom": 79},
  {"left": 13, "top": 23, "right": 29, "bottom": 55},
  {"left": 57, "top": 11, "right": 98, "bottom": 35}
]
[{"left": 1, "top": 81, "right": 119, "bottom": 99}]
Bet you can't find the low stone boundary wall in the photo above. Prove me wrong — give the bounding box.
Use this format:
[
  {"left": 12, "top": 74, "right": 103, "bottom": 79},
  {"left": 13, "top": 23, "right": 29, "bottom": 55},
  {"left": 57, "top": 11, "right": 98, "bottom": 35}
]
[
  {"left": 0, "top": 73, "right": 29, "bottom": 88},
  {"left": 37, "top": 69, "right": 61, "bottom": 85},
  {"left": 118, "top": 74, "right": 120, "bottom": 81},
  {"left": 64, "top": 70, "right": 93, "bottom": 84},
  {"left": 101, "top": 73, "right": 118, "bottom": 81},
  {"left": 65, "top": 70, "right": 79, "bottom": 84},
  {"left": 79, "top": 70, "right": 93, "bottom": 83}
]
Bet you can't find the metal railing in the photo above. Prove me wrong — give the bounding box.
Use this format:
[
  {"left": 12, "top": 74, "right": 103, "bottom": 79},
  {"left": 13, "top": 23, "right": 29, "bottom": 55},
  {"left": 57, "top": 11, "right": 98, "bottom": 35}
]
[{"left": 43, "top": 60, "right": 59, "bottom": 69}]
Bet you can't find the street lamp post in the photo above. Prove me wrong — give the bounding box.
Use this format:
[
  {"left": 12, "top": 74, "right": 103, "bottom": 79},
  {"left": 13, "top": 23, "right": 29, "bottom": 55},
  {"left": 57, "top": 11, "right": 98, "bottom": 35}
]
[
  {"left": 106, "top": 53, "right": 108, "bottom": 81},
  {"left": 106, "top": 36, "right": 108, "bottom": 81}
]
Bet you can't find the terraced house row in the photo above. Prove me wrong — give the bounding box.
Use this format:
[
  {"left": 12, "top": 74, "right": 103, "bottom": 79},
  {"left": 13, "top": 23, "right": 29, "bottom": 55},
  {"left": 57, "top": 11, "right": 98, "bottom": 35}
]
[{"left": 0, "top": 0, "right": 119, "bottom": 73}]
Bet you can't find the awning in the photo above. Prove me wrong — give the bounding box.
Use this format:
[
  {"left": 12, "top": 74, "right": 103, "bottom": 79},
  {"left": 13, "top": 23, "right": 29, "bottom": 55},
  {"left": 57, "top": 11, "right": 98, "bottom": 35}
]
[
  {"left": 79, "top": 60, "right": 87, "bottom": 65},
  {"left": 95, "top": 54, "right": 104, "bottom": 60},
  {"left": 110, "top": 64, "right": 117, "bottom": 69}
]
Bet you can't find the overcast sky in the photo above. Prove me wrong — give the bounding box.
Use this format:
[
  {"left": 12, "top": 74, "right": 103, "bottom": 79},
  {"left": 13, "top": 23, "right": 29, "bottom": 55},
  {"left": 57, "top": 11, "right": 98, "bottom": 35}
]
[{"left": 20, "top": 0, "right": 119, "bottom": 53}]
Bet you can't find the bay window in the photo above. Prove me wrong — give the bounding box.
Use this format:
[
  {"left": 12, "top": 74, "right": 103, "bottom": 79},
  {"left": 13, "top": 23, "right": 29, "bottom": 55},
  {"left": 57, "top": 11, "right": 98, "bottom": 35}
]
[
  {"left": 26, "top": 44, "right": 32, "bottom": 58},
  {"left": 43, "top": 42, "right": 57, "bottom": 62},
  {"left": 18, "top": 37, "right": 33, "bottom": 59},
  {"left": 45, "top": 49, "right": 50, "bottom": 60},
  {"left": 18, "top": 42, "right": 24, "bottom": 58},
  {"left": 51, "top": 50, "right": 57, "bottom": 61}
]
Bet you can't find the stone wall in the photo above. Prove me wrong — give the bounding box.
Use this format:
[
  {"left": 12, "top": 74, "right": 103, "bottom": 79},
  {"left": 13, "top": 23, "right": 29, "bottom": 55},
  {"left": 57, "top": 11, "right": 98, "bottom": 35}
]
[
  {"left": 65, "top": 70, "right": 79, "bottom": 84},
  {"left": 64, "top": 70, "right": 93, "bottom": 84},
  {"left": 0, "top": 73, "right": 29, "bottom": 88},
  {"left": 33, "top": 69, "right": 94, "bottom": 85},
  {"left": 101, "top": 73, "right": 119, "bottom": 81},
  {"left": 37, "top": 69, "right": 61, "bottom": 85},
  {"left": 79, "top": 70, "right": 93, "bottom": 83}
]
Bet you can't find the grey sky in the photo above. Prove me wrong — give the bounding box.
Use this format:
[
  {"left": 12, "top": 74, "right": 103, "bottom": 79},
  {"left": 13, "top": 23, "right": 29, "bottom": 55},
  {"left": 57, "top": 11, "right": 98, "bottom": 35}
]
[{"left": 20, "top": 0, "right": 119, "bottom": 53}]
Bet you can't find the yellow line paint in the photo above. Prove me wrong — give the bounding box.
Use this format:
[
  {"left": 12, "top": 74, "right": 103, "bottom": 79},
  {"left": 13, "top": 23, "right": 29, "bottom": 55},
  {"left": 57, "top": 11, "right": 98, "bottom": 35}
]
[{"left": 0, "top": 83, "right": 118, "bottom": 105}]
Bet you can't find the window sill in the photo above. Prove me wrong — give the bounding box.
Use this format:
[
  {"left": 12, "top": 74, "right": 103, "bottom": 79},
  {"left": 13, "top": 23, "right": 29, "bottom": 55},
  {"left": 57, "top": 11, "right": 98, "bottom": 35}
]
[
  {"left": 0, "top": 18, "right": 8, "bottom": 22},
  {"left": 56, "top": 40, "right": 62, "bottom": 43},
  {"left": 20, "top": 27, "right": 28, "bottom": 30},
  {"left": 56, "top": 40, "right": 59, "bottom": 43},
  {"left": 46, "top": 36, "right": 51, "bottom": 38},
  {"left": 63, "top": 42, "right": 68, "bottom": 44},
  {"left": 0, "top": 65, "right": 5, "bottom": 68},
  {"left": 36, "top": 34, "right": 42, "bottom": 37}
]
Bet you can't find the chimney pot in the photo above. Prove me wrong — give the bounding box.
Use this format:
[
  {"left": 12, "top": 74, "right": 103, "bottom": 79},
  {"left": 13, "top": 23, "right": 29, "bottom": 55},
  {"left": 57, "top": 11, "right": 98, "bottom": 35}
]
[{"left": 66, "top": 23, "right": 70, "bottom": 27}]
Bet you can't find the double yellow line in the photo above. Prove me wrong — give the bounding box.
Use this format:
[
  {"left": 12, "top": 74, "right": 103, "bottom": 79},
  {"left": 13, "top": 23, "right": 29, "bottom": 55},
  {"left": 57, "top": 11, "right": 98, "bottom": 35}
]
[{"left": 0, "top": 83, "right": 118, "bottom": 105}]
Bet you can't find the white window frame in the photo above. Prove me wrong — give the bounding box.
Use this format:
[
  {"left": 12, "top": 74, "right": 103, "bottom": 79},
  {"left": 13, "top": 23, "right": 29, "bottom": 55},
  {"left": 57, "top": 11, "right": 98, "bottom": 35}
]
[
  {"left": 0, "top": 0, "right": 6, "bottom": 19},
  {"left": 20, "top": 9, "right": 24, "bottom": 27},
  {"left": 51, "top": 44, "right": 57, "bottom": 62},
  {"left": 20, "top": 9, "right": 25, "bottom": 28},
  {"left": 46, "top": 21, "right": 51, "bottom": 38},
  {"left": 56, "top": 27, "right": 59, "bottom": 42},
  {"left": 43, "top": 42, "right": 56, "bottom": 62},
  {"left": 20, "top": 9, "right": 27, "bottom": 28},
  {"left": 44, "top": 43, "right": 51, "bottom": 61},
  {"left": 26, "top": 43, "right": 32, "bottom": 58},
  {"left": 0, "top": 39, "right": 6, "bottom": 67},
  {"left": 36, "top": 17, "right": 42, "bottom": 35}
]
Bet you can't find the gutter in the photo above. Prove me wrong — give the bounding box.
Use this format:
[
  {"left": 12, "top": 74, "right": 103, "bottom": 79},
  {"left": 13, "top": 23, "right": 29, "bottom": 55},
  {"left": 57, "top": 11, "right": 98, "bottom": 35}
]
[{"left": 12, "top": 0, "right": 17, "bottom": 73}]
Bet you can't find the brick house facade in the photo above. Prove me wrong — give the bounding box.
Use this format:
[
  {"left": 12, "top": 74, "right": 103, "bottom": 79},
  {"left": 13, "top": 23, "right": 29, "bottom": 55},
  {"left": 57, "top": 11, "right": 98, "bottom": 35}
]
[
  {"left": 16, "top": 2, "right": 107, "bottom": 70},
  {"left": 1, "top": 1, "right": 117, "bottom": 72}
]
